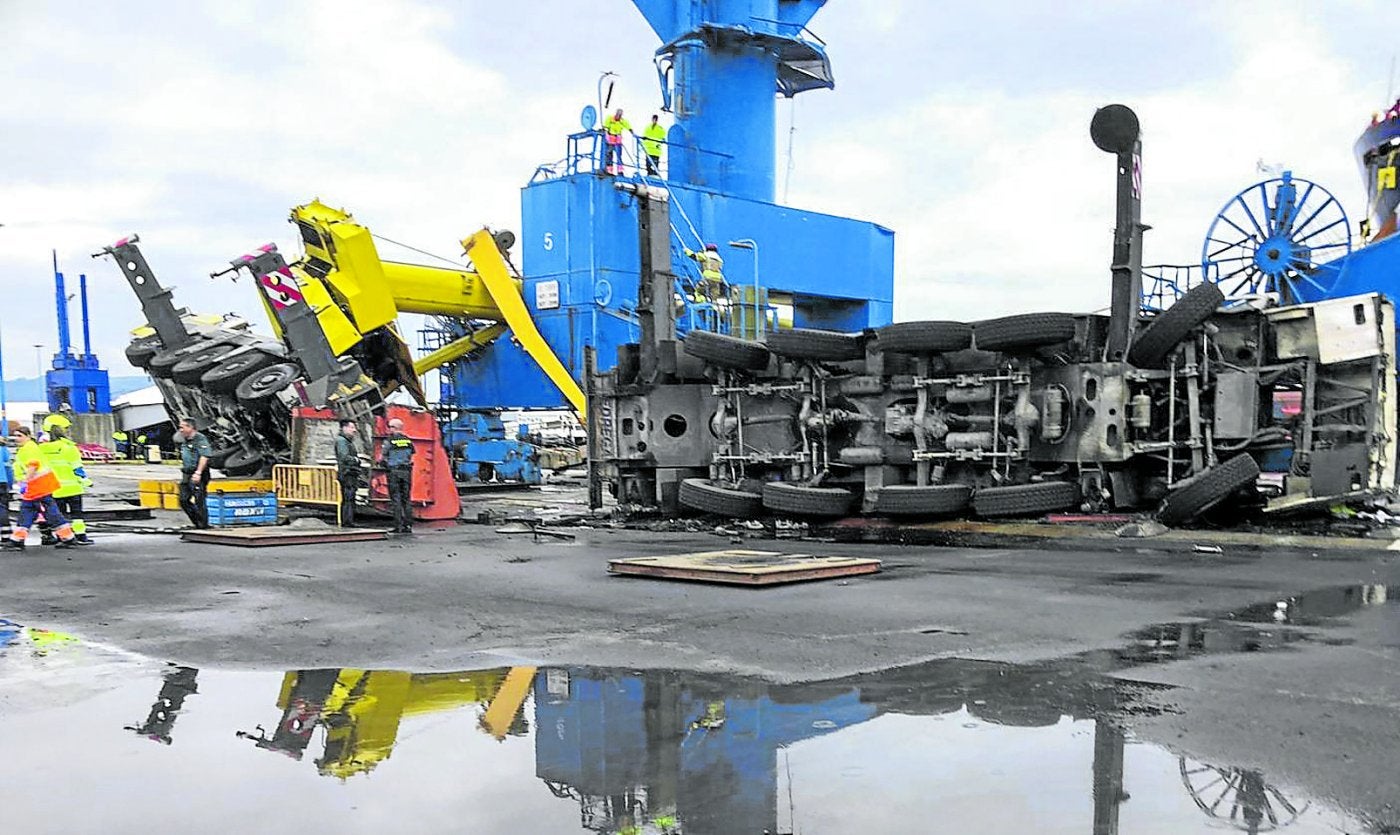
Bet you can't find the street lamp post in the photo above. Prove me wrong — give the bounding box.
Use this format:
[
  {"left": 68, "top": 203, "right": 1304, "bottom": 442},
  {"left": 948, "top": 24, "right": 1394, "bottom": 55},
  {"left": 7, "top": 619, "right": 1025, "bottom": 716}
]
[{"left": 727, "top": 239, "right": 761, "bottom": 338}]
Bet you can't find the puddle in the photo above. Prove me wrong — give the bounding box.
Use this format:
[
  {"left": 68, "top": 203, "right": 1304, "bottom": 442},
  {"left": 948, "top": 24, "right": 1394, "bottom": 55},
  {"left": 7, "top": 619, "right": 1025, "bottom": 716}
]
[
  {"left": 1225, "top": 584, "right": 1396, "bottom": 627},
  {"left": 0, "top": 616, "right": 1371, "bottom": 835}
]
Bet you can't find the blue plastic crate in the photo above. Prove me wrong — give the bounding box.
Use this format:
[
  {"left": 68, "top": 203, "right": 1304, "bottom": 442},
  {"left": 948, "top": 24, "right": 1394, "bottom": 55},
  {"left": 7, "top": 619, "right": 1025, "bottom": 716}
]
[{"left": 206, "top": 492, "right": 279, "bottom": 527}]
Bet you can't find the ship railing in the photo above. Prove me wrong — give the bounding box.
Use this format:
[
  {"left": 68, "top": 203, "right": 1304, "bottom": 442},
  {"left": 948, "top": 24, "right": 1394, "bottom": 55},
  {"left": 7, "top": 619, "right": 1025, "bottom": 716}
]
[{"left": 1141, "top": 263, "right": 1219, "bottom": 312}]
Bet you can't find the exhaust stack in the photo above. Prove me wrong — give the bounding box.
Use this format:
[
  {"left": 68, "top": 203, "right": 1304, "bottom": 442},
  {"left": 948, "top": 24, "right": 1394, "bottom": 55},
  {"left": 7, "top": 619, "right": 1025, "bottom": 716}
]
[{"left": 1092, "top": 104, "right": 1145, "bottom": 360}]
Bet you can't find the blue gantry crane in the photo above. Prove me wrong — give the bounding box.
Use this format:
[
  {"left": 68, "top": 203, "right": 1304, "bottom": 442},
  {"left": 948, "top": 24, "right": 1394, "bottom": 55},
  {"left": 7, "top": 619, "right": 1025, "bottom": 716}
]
[
  {"left": 437, "top": 0, "right": 895, "bottom": 415},
  {"left": 46, "top": 252, "right": 111, "bottom": 415}
]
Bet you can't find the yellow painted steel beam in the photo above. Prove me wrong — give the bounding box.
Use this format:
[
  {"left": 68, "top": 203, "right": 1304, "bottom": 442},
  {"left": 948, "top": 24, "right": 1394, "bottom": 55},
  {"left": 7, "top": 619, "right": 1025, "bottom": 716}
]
[
  {"left": 413, "top": 323, "right": 507, "bottom": 377},
  {"left": 479, "top": 666, "right": 537, "bottom": 741},
  {"left": 463, "top": 229, "right": 588, "bottom": 421},
  {"left": 291, "top": 200, "right": 510, "bottom": 325},
  {"left": 381, "top": 261, "right": 507, "bottom": 320}
]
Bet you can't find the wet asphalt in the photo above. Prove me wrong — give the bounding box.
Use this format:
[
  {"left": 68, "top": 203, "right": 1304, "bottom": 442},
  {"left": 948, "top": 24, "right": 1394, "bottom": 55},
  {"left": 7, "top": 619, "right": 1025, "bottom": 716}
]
[{"left": 2, "top": 511, "right": 1399, "bottom": 829}]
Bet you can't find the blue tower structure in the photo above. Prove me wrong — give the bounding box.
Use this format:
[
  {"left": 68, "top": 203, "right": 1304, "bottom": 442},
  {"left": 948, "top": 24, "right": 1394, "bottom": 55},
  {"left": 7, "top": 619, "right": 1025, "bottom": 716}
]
[
  {"left": 45, "top": 254, "right": 111, "bottom": 414},
  {"left": 449, "top": 0, "right": 896, "bottom": 410}
]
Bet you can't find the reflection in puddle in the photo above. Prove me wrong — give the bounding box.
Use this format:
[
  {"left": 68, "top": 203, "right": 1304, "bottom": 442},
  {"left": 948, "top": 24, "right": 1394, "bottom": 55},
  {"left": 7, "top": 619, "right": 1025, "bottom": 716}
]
[
  {"left": 125, "top": 665, "right": 199, "bottom": 745},
  {"left": 0, "top": 589, "right": 1387, "bottom": 834}
]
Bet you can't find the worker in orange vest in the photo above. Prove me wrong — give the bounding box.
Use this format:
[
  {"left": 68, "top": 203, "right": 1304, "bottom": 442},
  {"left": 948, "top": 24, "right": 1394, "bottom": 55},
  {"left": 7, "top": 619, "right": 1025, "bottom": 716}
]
[{"left": 4, "top": 425, "right": 77, "bottom": 550}]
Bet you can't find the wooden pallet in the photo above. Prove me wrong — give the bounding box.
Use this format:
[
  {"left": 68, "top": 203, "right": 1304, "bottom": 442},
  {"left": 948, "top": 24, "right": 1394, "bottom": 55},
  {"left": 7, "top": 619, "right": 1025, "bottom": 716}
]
[
  {"left": 181, "top": 526, "right": 390, "bottom": 547},
  {"left": 609, "top": 549, "right": 881, "bottom": 586}
]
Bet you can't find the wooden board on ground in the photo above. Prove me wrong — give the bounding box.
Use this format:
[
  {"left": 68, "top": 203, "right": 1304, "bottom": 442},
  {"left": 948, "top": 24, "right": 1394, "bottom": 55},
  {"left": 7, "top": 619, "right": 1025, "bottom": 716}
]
[
  {"left": 181, "top": 526, "right": 389, "bottom": 547},
  {"left": 609, "top": 549, "right": 881, "bottom": 586}
]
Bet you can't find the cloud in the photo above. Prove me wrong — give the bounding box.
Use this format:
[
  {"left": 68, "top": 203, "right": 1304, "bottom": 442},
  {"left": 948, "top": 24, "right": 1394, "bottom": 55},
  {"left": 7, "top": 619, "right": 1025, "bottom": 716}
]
[
  {"left": 0, "top": 0, "right": 1390, "bottom": 380},
  {"left": 785, "top": 3, "right": 1381, "bottom": 322}
]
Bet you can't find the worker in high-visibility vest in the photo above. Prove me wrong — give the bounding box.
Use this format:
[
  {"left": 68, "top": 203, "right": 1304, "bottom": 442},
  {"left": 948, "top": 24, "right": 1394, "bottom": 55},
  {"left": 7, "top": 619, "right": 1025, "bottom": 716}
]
[
  {"left": 642, "top": 114, "right": 666, "bottom": 176},
  {"left": 134, "top": 432, "right": 148, "bottom": 461},
  {"left": 602, "top": 108, "right": 634, "bottom": 175},
  {"left": 5, "top": 425, "right": 76, "bottom": 550},
  {"left": 112, "top": 430, "right": 129, "bottom": 458},
  {"left": 683, "top": 243, "right": 727, "bottom": 302},
  {"left": 41, "top": 413, "right": 93, "bottom": 545}
]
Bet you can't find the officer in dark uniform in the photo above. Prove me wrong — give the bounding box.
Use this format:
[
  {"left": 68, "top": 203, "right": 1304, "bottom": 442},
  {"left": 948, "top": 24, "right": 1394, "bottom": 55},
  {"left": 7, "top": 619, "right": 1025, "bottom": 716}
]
[
  {"left": 333, "top": 420, "right": 361, "bottom": 527},
  {"left": 176, "top": 418, "right": 213, "bottom": 529},
  {"left": 379, "top": 418, "right": 415, "bottom": 534}
]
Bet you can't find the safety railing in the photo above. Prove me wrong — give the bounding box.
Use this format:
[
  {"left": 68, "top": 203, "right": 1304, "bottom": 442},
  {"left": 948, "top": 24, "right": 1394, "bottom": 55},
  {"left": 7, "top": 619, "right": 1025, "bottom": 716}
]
[
  {"left": 272, "top": 464, "right": 343, "bottom": 527},
  {"left": 1142, "top": 263, "right": 1217, "bottom": 312},
  {"left": 530, "top": 130, "right": 732, "bottom": 184}
]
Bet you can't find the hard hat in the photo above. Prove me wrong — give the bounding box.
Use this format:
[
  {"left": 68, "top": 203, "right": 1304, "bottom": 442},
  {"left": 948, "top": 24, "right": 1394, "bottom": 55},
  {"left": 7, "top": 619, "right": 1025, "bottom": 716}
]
[
  {"left": 42, "top": 413, "right": 72, "bottom": 431},
  {"left": 705, "top": 243, "right": 718, "bottom": 251}
]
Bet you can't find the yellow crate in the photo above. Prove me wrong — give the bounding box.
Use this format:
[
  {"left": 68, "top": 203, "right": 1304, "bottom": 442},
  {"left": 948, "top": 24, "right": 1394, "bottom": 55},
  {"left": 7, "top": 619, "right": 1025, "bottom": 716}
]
[
  {"left": 161, "top": 493, "right": 182, "bottom": 511},
  {"left": 209, "top": 478, "right": 275, "bottom": 494},
  {"left": 140, "top": 477, "right": 275, "bottom": 495},
  {"left": 138, "top": 492, "right": 163, "bottom": 509}
]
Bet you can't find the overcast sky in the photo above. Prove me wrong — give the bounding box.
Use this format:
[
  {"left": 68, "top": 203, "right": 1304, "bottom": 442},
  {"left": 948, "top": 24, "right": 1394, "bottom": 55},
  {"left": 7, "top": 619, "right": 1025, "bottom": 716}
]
[{"left": 2, "top": 0, "right": 1395, "bottom": 377}]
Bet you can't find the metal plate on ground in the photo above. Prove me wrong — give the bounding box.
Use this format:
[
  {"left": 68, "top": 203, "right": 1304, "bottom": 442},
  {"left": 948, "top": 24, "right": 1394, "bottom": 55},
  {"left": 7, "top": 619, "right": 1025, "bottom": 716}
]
[
  {"left": 180, "top": 527, "right": 390, "bottom": 547},
  {"left": 609, "top": 549, "right": 881, "bottom": 586}
]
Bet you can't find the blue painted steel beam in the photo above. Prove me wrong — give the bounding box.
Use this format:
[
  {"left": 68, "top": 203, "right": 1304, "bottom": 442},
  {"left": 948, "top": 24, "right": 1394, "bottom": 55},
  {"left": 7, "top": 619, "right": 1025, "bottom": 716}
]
[{"left": 633, "top": 0, "right": 832, "bottom": 201}]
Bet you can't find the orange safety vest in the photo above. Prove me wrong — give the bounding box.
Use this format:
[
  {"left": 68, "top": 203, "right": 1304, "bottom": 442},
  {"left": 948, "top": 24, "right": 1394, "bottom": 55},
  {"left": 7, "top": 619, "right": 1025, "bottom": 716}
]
[{"left": 14, "top": 440, "right": 60, "bottom": 500}]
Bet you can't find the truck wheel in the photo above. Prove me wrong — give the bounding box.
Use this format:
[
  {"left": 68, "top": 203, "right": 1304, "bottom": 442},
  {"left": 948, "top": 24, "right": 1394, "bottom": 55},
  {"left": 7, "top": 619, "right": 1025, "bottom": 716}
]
[
  {"left": 235, "top": 362, "right": 300, "bottom": 410},
  {"left": 875, "top": 484, "right": 972, "bottom": 516},
  {"left": 220, "top": 449, "right": 265, "bottom": 477},
  {"left": 677, "top": 478, "right": 763, "bottom": 517},
  {"left": 1157, "top": 453, "right": 1260, "bottom": 526},
  {"left": 762, "top": 482, "right": 856, "bottom": 517},
  {"left": 206, "top": 445, "right": 238, "bottom": 470},
  {"left": 875, "top": 320, "right": 972, "bottom": 354},
  {"left": 124, "top": 335, "right": 163, "bottom": 370},
  {"left": 973, "top": 481, "right": 1079, "bottom": 517},
  {"left": 171, "top": 343, "right": 240, "bottom": 385},
  {"left": 1128, "top": 282, "right": 1225, "bottom": 369},
  {"left": 149, "top": 338, "right": 225, "bottom": 379},
  {"left": 974, "top": 313, "right": 1076, "bottom": 351},
  {"left": 683, "top": 330, "right": 770, "bottom": 371},
  {"left": 201, "top": 351, "right": 279, "bottom": 394},
  {"left": 765, "top": 328, "right": 866, "bottom": 361}
]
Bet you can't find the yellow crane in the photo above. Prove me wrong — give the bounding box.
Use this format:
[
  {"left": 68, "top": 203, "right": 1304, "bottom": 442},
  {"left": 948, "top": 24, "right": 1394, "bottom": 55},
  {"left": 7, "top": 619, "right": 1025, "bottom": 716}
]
[{"left": 271, "top": 200, "right": 585, "bottom": 419}]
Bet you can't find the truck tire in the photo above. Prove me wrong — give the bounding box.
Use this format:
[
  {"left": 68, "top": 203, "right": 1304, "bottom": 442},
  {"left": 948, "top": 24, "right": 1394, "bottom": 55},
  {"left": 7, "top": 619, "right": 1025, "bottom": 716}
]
[
  {"left": 1157, "top": 453, "right": 1260, "bottom": 526},
  {"left": 220, "top": 448, "right": 265, "bottom": 477},
  {"left": 200, "top": 351, "right": 279, "bottom": 394},
  {"left": 973, "top": 313, "right": 1076, "bottom": 351},
  {"left": 149, "top": 338, "right": 226, "bottom": 379},
  {"left": 677, "top": 478, "right": 763, "bottom": 517},
  {"left": 171, "top": 343, "right": 240, "bottom": 385},
  {"left": 1128, "top": 282, "right": 1224, "bottom": 369},
  {"left": 762, "top": 482, "right": 856, "bottom": 517},
  {"left": 875, "top": 484, "right": 972, "bottom": 516},
  {"left": 235, "top": 362, "right": 300, "bottom": 410},
  {"left": 683, "top": 330, "right": 770, "bottom": 372},
  {"left": 766, "top": 328, "right": 866, "bottom": 361},
  {"left": 124, "top": 335, "right": 163, "bottom": 370},
  {"left": 206, "top": 444, "right": 238, "bottom": 470},
  {"left": 875, "top": 320, "right": 972, "bottom": 354},
  {"left": 973, "top": 481, "right": 1079, "bottom": 518}
]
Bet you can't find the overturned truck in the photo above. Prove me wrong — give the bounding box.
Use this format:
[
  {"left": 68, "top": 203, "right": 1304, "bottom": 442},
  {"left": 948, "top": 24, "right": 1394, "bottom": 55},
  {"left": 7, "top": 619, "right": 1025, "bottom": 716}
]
[{"left": 588, "top": 106, "right": 1398, "bottom": 524}]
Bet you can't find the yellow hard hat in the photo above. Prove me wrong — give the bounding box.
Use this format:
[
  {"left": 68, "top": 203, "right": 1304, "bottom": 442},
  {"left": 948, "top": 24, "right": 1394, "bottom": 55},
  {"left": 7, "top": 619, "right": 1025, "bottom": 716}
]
[{"left": 42, "top": 413, "right": 73, "bottom": 431}]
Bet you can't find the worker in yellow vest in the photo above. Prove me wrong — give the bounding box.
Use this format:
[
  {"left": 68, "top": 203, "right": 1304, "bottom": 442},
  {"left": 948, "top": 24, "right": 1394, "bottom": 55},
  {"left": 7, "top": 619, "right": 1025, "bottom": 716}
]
[
  {"left": 603, "top": 108, "right": 634, "bottom": 175},
  {"left": 112, "top": 429, "right": 129, "bottom": 458},
  {"left": 41, "top": 414, "right": 93, "bottom": 545},
  {"left": 642, "top": 114, "right": 666, "bottom": 176},
  {"left": 684, "top": 243, "right": 727, "bottom": 302},
  {"left": 5, "top": 425, "right": 76, "bottom": 550}
]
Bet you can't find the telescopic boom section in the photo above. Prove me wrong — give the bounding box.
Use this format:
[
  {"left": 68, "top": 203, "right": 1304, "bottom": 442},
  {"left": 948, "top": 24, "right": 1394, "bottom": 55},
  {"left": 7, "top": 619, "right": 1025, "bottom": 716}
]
[{"left": 276, "top": 201, "right": 585, "bottom": 420}]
